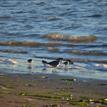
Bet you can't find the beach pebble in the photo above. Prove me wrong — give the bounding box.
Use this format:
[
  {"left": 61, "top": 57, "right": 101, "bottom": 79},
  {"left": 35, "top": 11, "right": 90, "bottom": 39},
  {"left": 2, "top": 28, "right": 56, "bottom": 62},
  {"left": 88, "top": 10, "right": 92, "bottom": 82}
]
[
  {"left": 61, "top": 97, "right": 65, "bottom": 100},
  {"left": 89, "top": 99, "right": 95, "bottom": 105},
  {"left": 70, "top": 94, "right": 73, "bottom": 100},
  {"left": 50, "top": 104, "right": 61, "bottom": 107},
  {"left": 42, "top": 105, "right": 48, "bottom": 107},
  {"left": 73, "top": 78, "right": 77, "bottom": 82},
  {"left": 104, "top": 98, "right": 107, "bottom": 101},
  {"left": 41, "top": 76, "right": 48, "bottom": 79},
  {"left": 66, "top": 97, "right": 69, "bottom": 101},
  {"left": 25, "top": 83, "right": 33, "bottom": 87},
  {"left": 42, "top": 104, "right": 61, "bottom": 107}
]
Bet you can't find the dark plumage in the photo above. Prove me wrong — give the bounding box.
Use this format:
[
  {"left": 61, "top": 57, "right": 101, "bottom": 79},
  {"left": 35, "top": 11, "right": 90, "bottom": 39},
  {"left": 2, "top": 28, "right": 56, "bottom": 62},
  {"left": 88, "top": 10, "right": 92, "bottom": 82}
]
[
  {"left": 63, "top": 61, "right": 69, "bottom": 65},
  {"left": 27, "top": 59, "right": 32, "bottom": 63},
  {"left": 42, "top": 58, "right": 63, "bottom": 67}
]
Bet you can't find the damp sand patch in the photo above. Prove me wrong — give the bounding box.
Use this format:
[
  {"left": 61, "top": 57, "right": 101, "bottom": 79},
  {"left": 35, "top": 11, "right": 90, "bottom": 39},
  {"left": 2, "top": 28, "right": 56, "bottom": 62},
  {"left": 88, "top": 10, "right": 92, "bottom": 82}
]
[{"left": 0, "top": 74, "right": 107, "bottom": 107}]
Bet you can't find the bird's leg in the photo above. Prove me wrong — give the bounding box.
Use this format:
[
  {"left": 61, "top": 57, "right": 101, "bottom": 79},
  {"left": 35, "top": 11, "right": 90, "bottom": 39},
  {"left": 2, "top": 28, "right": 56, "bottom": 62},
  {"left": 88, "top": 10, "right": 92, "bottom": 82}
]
[{"left": 28, "top": 63, "right": 32, "bottom": 69}]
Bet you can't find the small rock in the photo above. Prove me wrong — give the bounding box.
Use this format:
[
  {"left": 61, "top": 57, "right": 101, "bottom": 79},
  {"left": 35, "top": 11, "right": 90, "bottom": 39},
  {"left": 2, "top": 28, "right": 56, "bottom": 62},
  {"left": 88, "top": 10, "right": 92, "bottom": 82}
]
[
  {"left": 42, "top": 104, "right": 48, "bottom": 107},
  {"left": 25, "top": 83, "right": 32, "bottom": 87},
  {"left": 66, "top": 97, "right": 69, "bottom": 101},
  {"left": 41, "top": 76, "right": 48, "bottom": 79},
  {"left": 50, "top": 104, "right": 61, "bottom": 107},
  {"left": 61, "top": 97, "right": 65, "bottom": 100},
  {"left": 70, "top": 94, "right": 73, "bottom": 100},
  {"left": 73, "top": 78, "right": 77, "bottom": 82},
  {"left": 104, "top": 98, "right": 107, "bottom": 101}
]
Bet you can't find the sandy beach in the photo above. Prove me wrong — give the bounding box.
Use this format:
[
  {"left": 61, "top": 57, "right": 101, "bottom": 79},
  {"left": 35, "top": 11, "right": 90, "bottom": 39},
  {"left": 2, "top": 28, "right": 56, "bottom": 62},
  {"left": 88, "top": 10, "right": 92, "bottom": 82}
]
[{"left": 0, "top": 73, "right": 107, "bottom": 107}]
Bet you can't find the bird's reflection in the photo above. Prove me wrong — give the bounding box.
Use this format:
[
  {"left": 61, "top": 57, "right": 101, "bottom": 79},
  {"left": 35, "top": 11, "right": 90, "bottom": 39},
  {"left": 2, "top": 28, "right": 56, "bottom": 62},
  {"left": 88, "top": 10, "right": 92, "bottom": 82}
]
[{"left": 42, "top": 66, "right": 58, "bottom": 73}]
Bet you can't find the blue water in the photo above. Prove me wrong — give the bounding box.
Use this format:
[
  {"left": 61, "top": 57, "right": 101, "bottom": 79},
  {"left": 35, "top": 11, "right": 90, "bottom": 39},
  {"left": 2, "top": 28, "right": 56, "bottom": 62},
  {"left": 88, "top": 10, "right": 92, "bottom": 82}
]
[{"left": 0, "top": 0, "right": 107, "bottom": 80}]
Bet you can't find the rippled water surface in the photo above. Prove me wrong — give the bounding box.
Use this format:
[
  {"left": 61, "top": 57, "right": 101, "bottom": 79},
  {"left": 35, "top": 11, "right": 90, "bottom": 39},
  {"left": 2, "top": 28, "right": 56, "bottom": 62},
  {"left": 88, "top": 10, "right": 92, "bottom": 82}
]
[{"left": 0, "top": 0, "right": 107, "bottom": 80}]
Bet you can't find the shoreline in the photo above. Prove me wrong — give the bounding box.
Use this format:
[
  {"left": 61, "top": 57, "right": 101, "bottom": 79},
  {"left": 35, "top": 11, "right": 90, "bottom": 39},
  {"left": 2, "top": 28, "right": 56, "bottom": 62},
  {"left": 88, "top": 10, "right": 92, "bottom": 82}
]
[{"left": 0, "top": 72, "right": 107, "bottom": 107}]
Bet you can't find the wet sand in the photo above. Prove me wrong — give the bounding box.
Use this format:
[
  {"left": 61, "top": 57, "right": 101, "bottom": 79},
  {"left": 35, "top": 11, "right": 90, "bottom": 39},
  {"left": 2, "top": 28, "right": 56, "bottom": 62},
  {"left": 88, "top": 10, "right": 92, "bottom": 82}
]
[{"left": 0, "top": 73, "right": 107, "bottom": 107}]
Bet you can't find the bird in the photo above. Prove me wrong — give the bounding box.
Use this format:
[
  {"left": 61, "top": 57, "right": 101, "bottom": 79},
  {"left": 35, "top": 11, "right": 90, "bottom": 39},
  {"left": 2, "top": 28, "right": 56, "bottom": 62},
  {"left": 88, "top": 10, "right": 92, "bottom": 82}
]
[
  {"left": 63, "top": 59, "right": 73, "bottom": 69},
  {"left": 63, "top": 59, "right": 73, "bottom": 65},
  {"left": 27, "top": 59, "right": 32, "bottom": 69},
  {"left": 27, "top": 59, "right": 32, "bottom": 63},
  {"left": 42, "top": 58, "right": 63, "bottom": 68}
]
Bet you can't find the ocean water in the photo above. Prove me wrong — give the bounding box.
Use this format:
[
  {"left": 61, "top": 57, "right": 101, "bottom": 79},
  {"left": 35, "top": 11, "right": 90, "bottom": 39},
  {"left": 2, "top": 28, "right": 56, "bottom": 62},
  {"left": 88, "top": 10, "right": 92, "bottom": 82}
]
[{"left": 0, "top": 0, "right": 107, "bottom": 80}]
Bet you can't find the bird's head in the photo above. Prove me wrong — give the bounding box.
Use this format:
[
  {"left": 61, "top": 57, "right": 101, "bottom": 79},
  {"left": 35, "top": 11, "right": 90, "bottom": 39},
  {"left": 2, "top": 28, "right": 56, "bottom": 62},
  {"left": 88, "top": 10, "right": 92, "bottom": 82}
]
[
  {"left": 66, "top": 59, "right": 73, "bottom": 64},
  {"left": 27, "top": 59, "right": 32, "bottom": 63}
]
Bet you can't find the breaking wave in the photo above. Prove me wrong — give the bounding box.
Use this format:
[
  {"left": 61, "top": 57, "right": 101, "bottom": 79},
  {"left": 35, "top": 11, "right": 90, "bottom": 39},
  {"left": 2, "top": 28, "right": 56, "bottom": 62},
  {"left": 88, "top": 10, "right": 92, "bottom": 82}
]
[
  {"left": 65, "top": 50, "right": 107, "bottom": 56},
  {"left": 0, "top": 41, "right": 63, "bottom": 47},
  {"left": 34, "top": 55, "right": 107, "bottom": 63},
  {"left": 43, "top": 33, "right": 97, "bottom": 43},
  {"left": 0, "top": 49, "right": 27, "bottom": 54}
]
